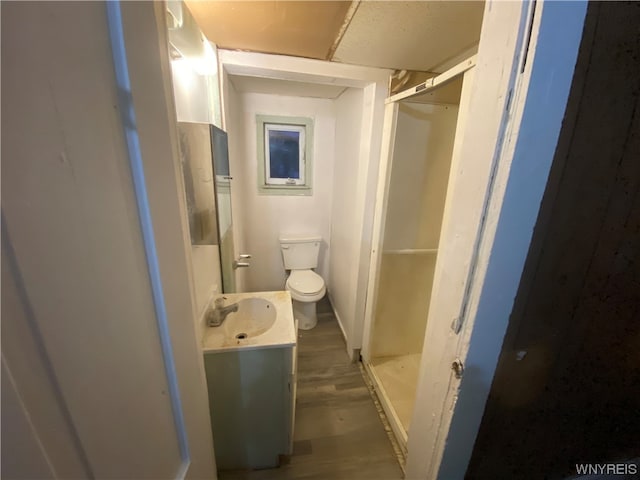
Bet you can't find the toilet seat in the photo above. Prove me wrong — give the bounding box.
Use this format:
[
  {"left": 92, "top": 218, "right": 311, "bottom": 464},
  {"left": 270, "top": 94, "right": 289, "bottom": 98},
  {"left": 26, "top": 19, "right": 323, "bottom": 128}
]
[{"left": 287, "top": 270, "right": 324, "bottom": 295}]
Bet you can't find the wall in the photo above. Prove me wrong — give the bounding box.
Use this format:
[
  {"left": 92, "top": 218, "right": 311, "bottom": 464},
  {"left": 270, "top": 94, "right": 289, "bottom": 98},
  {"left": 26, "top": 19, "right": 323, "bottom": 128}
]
[
  {"left": 1, "top": 2, "right": 215, "bottom": 478},
  {"left": 349, "top": 82, "right": 391, "bottom": 355},
  {"left": 371, "top": 102, "right": 459, "bottom": 358},
  {"left": 372, "top": 253, "right": 437, "bottom": 357},
  {"left": 219, "top": 50, "right": 391, "bottom": 354},
  {"left": 467, "top": 3, "right": 640, "bottom": 478},
  {"left": 383, "top": 103, "right": 459, "bottom": 251},
  {"left": 191, "top": 246, "right": 220, "bottom": 317},
  {"left": 232, "top": 92, "right": 336, "bottom": 292},
  {"left": 171, "top": 58, "right": 217, "bottom": 124},
  {"left": 221, "top": 70, "right": 249, "bottom": 293},
  {"left": 329, "top": 82, "right": 390, "bottom": 358},
  {"left": 329, "top": 87, "right": 364, "bottom": 339},
  {"left": 171, "top": 52, "right": 223, "bottom": 310}
]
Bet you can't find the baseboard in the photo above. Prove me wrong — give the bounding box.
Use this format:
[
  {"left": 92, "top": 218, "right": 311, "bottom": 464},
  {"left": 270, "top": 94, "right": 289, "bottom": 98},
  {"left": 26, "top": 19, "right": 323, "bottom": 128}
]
[{"left": 327, "top": 291, "right": 359, "bottom": 362}]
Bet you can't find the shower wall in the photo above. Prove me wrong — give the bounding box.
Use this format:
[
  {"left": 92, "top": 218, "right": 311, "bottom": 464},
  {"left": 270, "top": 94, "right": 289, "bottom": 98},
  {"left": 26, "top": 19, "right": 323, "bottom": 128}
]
[
  {"left": 371, "top": 102, "right": 459, "bottom": 358},
  {"left": 372, "top": 252, "right": 438, "bottom": 356}
]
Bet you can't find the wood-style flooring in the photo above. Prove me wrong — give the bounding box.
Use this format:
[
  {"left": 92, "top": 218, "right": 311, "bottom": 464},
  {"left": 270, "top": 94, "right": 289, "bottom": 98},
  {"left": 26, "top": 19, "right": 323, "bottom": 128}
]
[{"left": 218, "top": 299, "right": 404, "bottom": 480}]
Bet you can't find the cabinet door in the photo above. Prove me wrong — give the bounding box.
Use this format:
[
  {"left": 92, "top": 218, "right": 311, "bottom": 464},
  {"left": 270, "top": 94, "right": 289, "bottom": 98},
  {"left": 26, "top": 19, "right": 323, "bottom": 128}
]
[
  {"left": 205, "top": 348, "right": 290, "bottom": 469},
  {"left": 287, "top": 320, "right": 299, "bottom": 453}
]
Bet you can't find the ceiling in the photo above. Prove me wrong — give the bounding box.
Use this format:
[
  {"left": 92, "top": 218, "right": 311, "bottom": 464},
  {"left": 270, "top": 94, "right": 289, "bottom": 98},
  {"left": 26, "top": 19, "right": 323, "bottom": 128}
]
[
  {"left": 334, "top": 1, "right": 484, "bottom": 72},
  {"left": 184, "top": 0, "right": 485, "bottom": 73},
  {"left": 184, "top": 1, "right": 352, "bottom": 60}
]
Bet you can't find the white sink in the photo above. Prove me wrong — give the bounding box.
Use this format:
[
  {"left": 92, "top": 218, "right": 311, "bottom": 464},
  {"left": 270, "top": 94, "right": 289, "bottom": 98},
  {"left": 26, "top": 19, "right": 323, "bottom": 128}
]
[
  {"left": 222, "top": 297, "right": 276, "bottom": 339},
  {"left": 202, "top": 291, "right": 296, "bottom": 353}
]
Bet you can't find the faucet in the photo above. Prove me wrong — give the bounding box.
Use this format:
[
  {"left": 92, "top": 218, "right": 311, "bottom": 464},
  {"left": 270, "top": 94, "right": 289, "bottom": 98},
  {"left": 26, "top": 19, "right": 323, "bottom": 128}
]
[{"left": 207, "top": 297, "right": 238, "bottom": 327}]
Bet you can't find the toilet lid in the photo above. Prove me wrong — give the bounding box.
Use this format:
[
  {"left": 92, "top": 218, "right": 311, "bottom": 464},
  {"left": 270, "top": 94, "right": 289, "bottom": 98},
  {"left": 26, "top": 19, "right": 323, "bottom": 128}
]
[{"left": 288, "top": 270, "right": 324, "bottom": 295}]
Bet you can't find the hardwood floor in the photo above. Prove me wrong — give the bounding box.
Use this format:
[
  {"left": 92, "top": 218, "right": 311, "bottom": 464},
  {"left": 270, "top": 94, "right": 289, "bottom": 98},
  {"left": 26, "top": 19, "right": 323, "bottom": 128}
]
[{"left": 218, "top": 299, "right": 404, "bottom": 480}]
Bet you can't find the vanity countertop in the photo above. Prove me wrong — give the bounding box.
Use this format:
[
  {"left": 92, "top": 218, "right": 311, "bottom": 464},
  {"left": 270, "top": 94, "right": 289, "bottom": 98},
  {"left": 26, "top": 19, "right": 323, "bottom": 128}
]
[{"left": 202, "top": 290, "right": 296, "bottom": 354}]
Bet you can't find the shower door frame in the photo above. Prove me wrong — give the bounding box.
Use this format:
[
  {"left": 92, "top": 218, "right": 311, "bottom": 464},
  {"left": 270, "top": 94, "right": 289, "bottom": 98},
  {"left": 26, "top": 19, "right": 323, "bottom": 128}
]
[
  {"left": 360, "top": 57, "right": 477, "bottom": 454},
  {"left": 361, "top": 56, "right": 477, "bottom": 363}
]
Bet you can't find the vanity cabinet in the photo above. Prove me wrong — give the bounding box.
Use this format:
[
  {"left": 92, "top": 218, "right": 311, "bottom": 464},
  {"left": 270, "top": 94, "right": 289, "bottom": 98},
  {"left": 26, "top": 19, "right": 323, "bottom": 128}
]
[{"left": 204, "top": 343, "right": 297, "bottom": 470}]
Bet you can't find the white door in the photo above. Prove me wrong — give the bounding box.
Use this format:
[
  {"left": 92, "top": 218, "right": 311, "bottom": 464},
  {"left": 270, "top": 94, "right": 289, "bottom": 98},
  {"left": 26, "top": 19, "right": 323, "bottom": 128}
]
[
  {"left": 404, "top": 1, "right": 588, "bottom": 478},
  {"left": 1, "top": 2, "right": 216, "bottom": 479}
]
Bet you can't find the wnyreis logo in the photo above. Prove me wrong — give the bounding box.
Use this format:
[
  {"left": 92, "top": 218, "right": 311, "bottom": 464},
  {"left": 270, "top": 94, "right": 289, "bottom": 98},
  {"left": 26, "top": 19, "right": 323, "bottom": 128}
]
[{"left": 575, "top": 463, "right": 638, "bottom": 476}]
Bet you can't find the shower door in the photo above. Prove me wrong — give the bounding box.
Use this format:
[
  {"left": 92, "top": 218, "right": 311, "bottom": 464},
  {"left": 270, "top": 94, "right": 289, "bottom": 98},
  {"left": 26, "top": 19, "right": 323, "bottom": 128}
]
[
  {"left": 361, "top": 63, "right": 475, "bottom": 450},
  {"left": 369, "top": 100, "right": 459, "bottom": 444}
]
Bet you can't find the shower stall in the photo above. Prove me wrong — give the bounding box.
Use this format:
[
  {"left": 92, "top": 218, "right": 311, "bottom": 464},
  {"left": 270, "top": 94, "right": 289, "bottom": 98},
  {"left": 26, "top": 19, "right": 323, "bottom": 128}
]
[{"left": 363, "top": 59, "right": 476, "bottom": 451}]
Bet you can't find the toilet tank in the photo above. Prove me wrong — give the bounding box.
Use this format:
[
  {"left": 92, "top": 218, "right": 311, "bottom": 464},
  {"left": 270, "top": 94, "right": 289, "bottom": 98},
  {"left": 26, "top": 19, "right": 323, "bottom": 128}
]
[{"left": 279, "top": 235, "right": 321, "bottom": 270}]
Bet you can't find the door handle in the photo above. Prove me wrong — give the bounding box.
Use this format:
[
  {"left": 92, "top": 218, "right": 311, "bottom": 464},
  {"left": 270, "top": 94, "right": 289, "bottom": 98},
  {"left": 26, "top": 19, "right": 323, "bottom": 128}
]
[
  {"left": 238, "top": 254, "right": 251, "bottom": 259},
  {"left": 233, "top": 260, "right": 250, "bottom": 270}
]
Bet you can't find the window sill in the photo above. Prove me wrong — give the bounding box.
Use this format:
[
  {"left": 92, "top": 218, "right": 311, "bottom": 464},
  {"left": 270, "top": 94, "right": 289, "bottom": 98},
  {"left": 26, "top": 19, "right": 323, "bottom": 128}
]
[{"left": 258, "top": 185, "right": 312, "bottom": 196}]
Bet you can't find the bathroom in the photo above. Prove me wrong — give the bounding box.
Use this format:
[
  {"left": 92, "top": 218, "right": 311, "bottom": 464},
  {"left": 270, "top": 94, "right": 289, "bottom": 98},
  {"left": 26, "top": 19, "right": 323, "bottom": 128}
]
[
  {"left": 168, "top": 0, "right": 480, "bottom": 474},
  {"left": 1, "top": 1, "right": 589, "bottom": 479}
]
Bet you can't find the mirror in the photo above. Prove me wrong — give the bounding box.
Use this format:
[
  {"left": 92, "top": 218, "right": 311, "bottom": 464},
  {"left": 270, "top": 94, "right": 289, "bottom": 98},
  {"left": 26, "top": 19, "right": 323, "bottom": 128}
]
[
  {"left": 211, "top": 125, "right": 231, "bottom": 239},
  {"left": 177, "top": 123, "right": 218, "bottom": 246},
  {"left": 210, "top": 125, "right": 236, "bottom": 293}
]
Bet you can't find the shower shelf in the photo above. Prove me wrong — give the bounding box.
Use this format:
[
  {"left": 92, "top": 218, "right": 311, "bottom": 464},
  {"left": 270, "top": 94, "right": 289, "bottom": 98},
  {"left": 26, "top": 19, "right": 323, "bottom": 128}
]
[{"left": 383, "top": 248, "right": 438, "bottom": 255}]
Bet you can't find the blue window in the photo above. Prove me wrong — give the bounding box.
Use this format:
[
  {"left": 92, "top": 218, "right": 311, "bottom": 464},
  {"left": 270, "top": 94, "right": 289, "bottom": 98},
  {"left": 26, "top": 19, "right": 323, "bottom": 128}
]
[
  {"left": 257, "top": 115, "right": 313, "bottom": 195},
  {"left": 265, "top": 125, "right": 305, "bottom": 185}
]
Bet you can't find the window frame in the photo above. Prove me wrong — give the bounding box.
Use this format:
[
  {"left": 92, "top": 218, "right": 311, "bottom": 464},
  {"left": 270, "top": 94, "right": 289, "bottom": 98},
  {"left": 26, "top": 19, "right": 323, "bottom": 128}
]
[{"left": 256, "top": 115, "right": 313, "bottom": 195}]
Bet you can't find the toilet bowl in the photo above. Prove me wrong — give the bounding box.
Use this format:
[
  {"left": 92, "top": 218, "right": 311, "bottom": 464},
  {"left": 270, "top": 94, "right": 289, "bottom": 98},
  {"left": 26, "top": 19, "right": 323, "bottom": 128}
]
[
  {"left": 279, "top": 235, "right": 326, "bottom": 330},
  {"left": 285, "top": 270, "right": 326, "bottom": 330}
]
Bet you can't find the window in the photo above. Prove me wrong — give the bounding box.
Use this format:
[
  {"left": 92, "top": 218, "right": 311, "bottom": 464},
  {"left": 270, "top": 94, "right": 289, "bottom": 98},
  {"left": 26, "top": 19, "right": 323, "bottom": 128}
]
[{"left": 257, "top": 115, "right": 313, "bottom": 195}]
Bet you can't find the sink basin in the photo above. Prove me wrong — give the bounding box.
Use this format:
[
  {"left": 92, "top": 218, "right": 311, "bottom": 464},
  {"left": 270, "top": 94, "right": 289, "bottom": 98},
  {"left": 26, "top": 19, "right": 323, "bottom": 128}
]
[
  {"left": 221, "top": 298, "right": 276, "bottom": 339},
  {"left": 202, "top": 291, "right": 296, "bottom": 353}
]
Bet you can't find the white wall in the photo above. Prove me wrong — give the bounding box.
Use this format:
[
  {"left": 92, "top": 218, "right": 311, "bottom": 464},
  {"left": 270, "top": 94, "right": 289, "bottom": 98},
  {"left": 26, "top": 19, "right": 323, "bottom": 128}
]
[
  {"left": 170, "top": 35, "right": 222, "bottom": 128},
  {"left": 329, "top": 87, "right": 364, "bottom": 339},
  {"left": 232, "top": 92, "right": 336, "bottom": 292},
  {"left": 350, "top": 82, "right": 391, "bottom": 355},
  {"left": 221, "top": 70, "right": 249, "bottom": 293},
  {"left": 329, "top": 82, "right": 390, "bottom": 357},
  {"left": 383, "top": 103, "right": 459, "bottom": 251},
  {"left": 171, "top": 59, "right": 216, "bottom": 124}
]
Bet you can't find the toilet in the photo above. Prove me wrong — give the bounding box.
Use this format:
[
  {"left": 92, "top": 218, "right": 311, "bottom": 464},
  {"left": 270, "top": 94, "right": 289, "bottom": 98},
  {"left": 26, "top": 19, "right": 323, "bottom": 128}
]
[{"left": 279, "top": 234, "right": 326, "bottom": 330}]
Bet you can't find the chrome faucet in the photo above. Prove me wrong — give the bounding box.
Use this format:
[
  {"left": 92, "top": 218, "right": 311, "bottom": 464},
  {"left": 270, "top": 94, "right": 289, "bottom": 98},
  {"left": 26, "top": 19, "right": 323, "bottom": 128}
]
[{"left": 207, "top": 297, "right": 238, "bottom": 327}]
